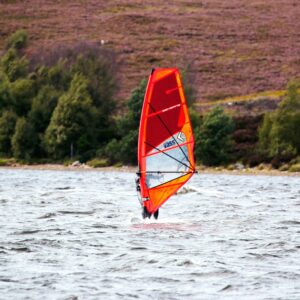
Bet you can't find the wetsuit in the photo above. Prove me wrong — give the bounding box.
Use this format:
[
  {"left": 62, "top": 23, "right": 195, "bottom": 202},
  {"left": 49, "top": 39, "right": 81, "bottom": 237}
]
[{"left": 135, "top": 173, "right": 159, "bottom": 219}]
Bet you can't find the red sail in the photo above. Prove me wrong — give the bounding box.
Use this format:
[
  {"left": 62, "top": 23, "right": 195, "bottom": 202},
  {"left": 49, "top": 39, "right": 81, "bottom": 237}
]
[{"left": 138, "top": 68, "right": 196, "bottom": 214}]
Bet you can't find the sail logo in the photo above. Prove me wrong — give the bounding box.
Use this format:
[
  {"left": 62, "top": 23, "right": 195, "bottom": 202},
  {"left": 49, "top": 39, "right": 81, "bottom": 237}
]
[
  {"left": 163, "top": 140, "right": 176, "bottom": 148},
  {"left": 177, "top": 132, "right": 185, "bottom": 142}
]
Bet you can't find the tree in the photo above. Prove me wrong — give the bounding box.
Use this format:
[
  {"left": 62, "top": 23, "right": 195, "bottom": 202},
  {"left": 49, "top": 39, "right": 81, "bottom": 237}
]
[
  {"left": 47, "top": 60, "right": 72, "bottom": 91},
  {"left": 102, "top": 139, "right": 120, "bottom": 164},
  {"left": 12, "top": 117, "right": 37, "bottom": 160},
  {"left": 29, "top": 85, "right": 61, "bottom": 133},
  {"left": 258, "top": 113, "right": 273, "bottom": 154},
  {"left": 45, "top": 74, "right": 97, "bottom": 159},
  {"left": 118, "top": 130, "right": 139, "bottom": 165},
  {"left": 258, "top": 82, "right": 300, "bottom": 161},
  {"left": 0, "top": 111, "right": 17, "bottom": 156},
  {"left": 274, "top": 82, "right": 300, "bottom": 154},
  {"left": 0, "top": 31, "right": 120, "bottom": 161},
  {"left": 195, "top": 106, "right": 234, "bottom": 166},
  {"left": 72, "top": 52, "right": 117, "bottom": 113},
  {"left": 1, "top": 48, "right": 29, "bottom": 82},
  {"left": 189, "top": 108, "right": 202, "bottom": 131},
  {"left": 0, "top": 71, "right": 13, "bottom": 113},
  {"left": 125, "top": 79, "right": 147, "bottom": 130},
  {"left": 10, "top": 78, "right": 35, "bottom": 116},
  {"left": 104, "top": 79, "right": 146, "bottom": 165},
  {"left": 71, "top": 49, "right": 118, "bottom": 145},
  {"left": 0, "top": 30, "right": 29, "bottom": 83},
  {"left": 5, "top": 29, "right": 28, "bottom": 50},
  {"left": 104, "top": 130, "right": 138, "bottom": 165}
]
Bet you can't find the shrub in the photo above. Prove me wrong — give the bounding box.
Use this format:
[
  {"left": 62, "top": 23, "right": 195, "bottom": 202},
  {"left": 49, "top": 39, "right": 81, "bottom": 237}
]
[
  {"left": 195, "top": 106, "right": 234, "bottom": 166},
  {"left": 0, "top": 110, "right": 17, "bottom": 156},
  {"left": 10, "top": 78, "right": 35, "bottom": 115},
  {"left": 102, "top": 139, "right": 121, "bottom": 164},
  {"left": 44, "top": 74, "right": 97, "bottom": 159},
  {"left": 5, "top": 29, "right": 28, "bottom": 50},
  {"left": 86, "top": 158, "right": 109, "bottom": 168},
  {"left": 101, "top": 79, "right": 147, "bottom": 165},
  {"left": 29, "top": 85, "right": 61, "bottom": 132},
  {"left": 118, "top": 129, "right": 138, "bottom": 165},
  {"left": 125, "top": 79, "right": 147, "bottom": 130},
  {"left": 278, "top": 164, "right": 289, "bottom": 171},
  {"left": 258, "top": 82, "right": 300, "bottom": 161},
  {"left": 0, "top": 31, "right": 119, "bottom": 163},
  {"left": 1, "top": 48, "right": 29, "bottom": 81},
  {"left": 12, "top": 117, "right": 38, "bottom": 160},
  {"left": 0, "top": 71, "right": 13, "bottom": 112},
  {"left": 189, "top": 108, "right": 202, "bottom": 130},
  {"left": 0, "top": 158, "right": 16, "bottom": 166},
  {"left": 288, "top": 163, "right": 300, "bottom": 172}
]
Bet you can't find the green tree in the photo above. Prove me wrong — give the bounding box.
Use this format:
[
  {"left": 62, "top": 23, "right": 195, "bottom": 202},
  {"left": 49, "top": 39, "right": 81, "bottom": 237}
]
[
  {"left": 1, "top": 48, "right": 29, "bottom": 82},
  {"left": 47, "top": 60, "right": 72, "bottom": 91},
  {"left": 104, "top": 130, "right": 138, "bottom": 165},
  {"left": 258, "top": 82, "right": 300, "bottom": 160},
  {"left": 274, "top": 82, "right": 300, "bottom": 154},
  {"left": 118, "top": 130, "right": 139, "bottom": 165},
  {"left": 125, "top": 79, "right": 147, "bottom": 129},
  {"left": 0, "top": 31, "right": 120, "bottom": 162},
  {"left": 72, "top": 53, "right": 117, "bottom": 113},
  {"left": 1, "top": 30, "right": 29, "bottom": 83},
  {"left": 29, "top": 85, "right": 61, "bottom": 133},
  {"left": 0, "top": 71, "right": 13, "bottom": 113},
  {"left": 258, "top": 113, "right": 273, "bottom": 154},
  {"left": 45, "top": 74, "right": 97, "bottom": 159},
  {"left": 10, "top": 78, "right": 35, "bottom": 115},
  {"left": 195, "top": 106, "right": 234, "bottom": 166},
  {"left": 0, "top": 111, "right": 17, "bottom": 156},
  {"left": 5, "top": 29, "right": 28, "bottom": 50},
  {"left": 104, "top": 79, "right": 146, "bottom": 165},
  {"left": 12, "top": 117, "right": 37, "bottom": 160},
  {"left": 189, "top": 108, "right": 202, "bottom": 131},
  {"left": 71, "top": 52, "right": 117, "bottom": 144},
  {"left": 102, "top": 139, "right": 121, "bottom": 164}
]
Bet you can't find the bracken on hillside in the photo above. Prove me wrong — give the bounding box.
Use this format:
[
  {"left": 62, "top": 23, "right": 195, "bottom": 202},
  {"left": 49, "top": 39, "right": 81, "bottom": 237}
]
[{"left": 1, "top": 0, "right": 299, "bottom": 106}]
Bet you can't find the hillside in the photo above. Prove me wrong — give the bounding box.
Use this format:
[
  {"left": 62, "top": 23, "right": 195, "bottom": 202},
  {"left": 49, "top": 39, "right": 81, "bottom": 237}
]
[{"left": 1, "top": 0, "right": 300, "bottom": 106}]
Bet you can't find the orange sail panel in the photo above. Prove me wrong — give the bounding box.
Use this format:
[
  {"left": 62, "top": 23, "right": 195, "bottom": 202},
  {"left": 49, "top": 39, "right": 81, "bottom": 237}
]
[{"left": 138, "top": 68, "right": 196, "bottom": 214}]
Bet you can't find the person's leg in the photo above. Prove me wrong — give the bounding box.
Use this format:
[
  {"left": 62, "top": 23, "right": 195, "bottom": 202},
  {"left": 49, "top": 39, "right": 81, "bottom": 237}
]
[{"left": 142, "top": 206, "right": 151, "bottom": 219}]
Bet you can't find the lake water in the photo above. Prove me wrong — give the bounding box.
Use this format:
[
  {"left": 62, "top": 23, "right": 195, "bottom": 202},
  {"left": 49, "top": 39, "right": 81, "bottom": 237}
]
[{"left": 0, "top": 168, "right": 299, "bottom": 299}]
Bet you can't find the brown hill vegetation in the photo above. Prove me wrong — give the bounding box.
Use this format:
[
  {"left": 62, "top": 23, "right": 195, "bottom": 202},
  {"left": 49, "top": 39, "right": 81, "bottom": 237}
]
[{"left": 1, "top": 0, "right": 300, "bottom": 106}]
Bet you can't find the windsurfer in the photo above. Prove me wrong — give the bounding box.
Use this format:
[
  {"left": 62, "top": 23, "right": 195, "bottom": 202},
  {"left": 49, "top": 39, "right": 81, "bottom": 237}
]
[
  {"left": 136, "top": 172, "right": 159, "bottom": 219},
  {"left": 135, "top": 174, "right": 141, "bottom": 192},
  {"left": 135, "top": 173, "right": 142, "bottom": 206}
]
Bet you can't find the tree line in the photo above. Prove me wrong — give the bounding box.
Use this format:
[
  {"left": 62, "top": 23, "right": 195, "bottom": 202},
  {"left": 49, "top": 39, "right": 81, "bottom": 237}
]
[
  {"left": 0, "top": 30, "right": 117, "bottom": 162},
  {"left": 0, "top": 30, "right": 299, "bottom": 170}
]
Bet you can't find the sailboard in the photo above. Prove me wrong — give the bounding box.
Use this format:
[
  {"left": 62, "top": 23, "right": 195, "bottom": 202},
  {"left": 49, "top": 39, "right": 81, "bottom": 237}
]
[{"left": 137, "top": 68, "right": 197, "bottom": 218}]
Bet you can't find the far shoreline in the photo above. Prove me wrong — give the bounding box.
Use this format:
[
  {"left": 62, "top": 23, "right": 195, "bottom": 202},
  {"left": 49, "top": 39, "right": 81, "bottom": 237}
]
[{"left": 1, "top": 163, "right": 300, "bottom": 177}]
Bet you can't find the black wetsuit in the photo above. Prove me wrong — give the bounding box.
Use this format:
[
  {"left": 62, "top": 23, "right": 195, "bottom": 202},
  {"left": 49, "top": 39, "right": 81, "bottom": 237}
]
[{"left": 136, "top": 173, "right": 159, "bottom": 219}]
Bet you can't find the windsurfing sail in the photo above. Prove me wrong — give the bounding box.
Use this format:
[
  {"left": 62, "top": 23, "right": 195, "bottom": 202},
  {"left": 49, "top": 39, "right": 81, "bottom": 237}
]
[{"left": 137, "top": 68, "right": 196, "bottom": 215}]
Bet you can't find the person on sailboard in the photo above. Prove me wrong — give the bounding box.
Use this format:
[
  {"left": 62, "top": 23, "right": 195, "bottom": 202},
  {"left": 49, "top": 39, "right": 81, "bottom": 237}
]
[
  {"left": 135, "top": 172, "right": 143, "bottom": 208},
  {"left": 135, "top": 172, "right": 159, "bottom": 219},
  {"left": 135, "top": 174, "right": 141, "bottom": 192}
]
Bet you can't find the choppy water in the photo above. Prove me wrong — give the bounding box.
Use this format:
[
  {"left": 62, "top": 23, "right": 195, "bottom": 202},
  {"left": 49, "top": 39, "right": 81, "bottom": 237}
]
[{"left": 0, "top": 168, "right": 300, "bottom": 300}]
